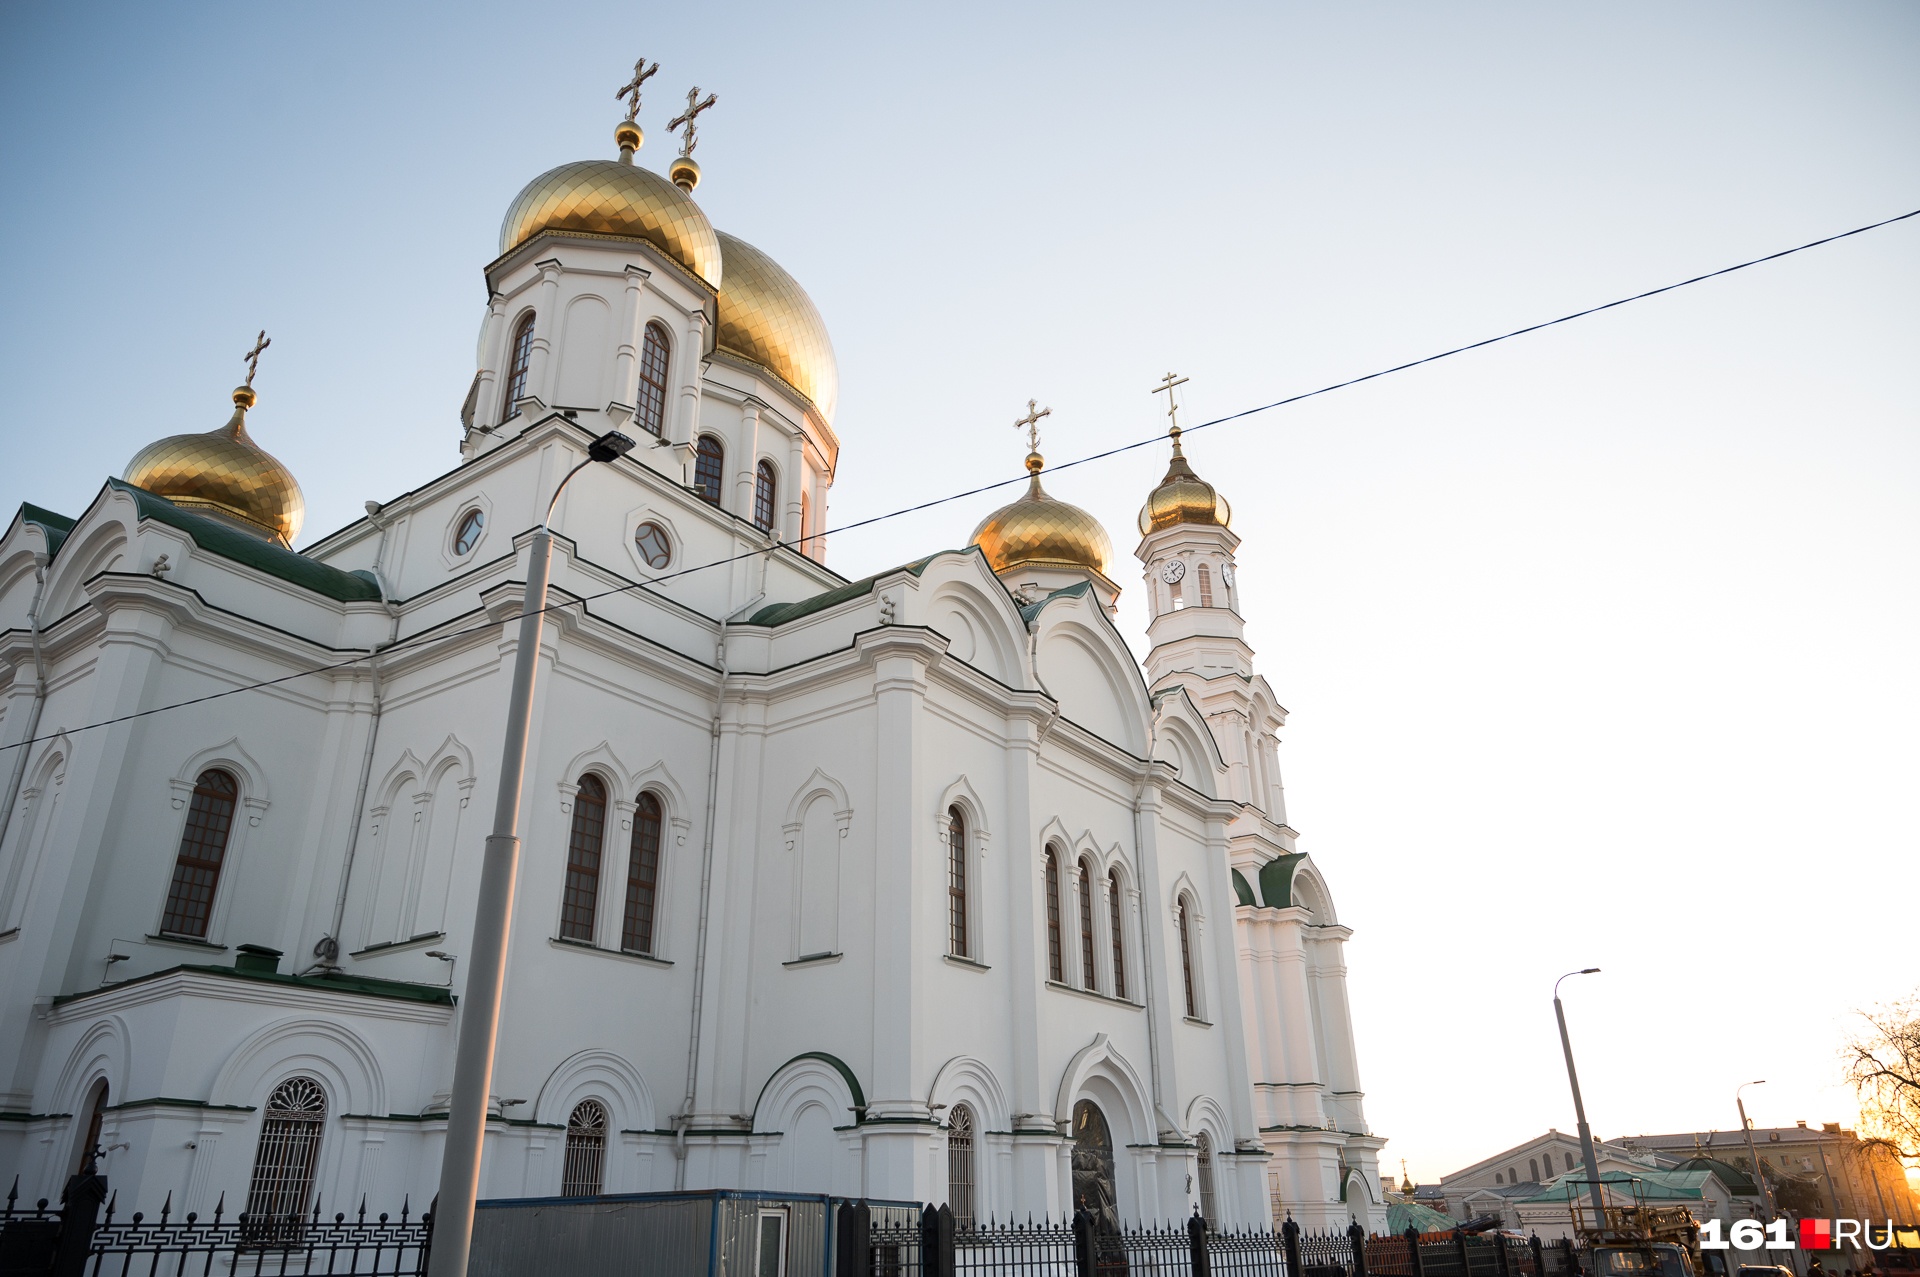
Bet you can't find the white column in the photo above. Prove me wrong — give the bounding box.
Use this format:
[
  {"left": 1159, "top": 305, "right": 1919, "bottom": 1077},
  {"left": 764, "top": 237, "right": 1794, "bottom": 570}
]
[
  {"left": 474, "top": 295, "right": 509, "bottom": 429},
  {"left": 527, "top": 262, "right": 563, "bottom": 408},
  {"left": 1129, "top": 780, "right": 1181, "bottom": 1137},
  {"left": 734, "top": 400, "right": 764, "bottom": 516},
  {"left": 785, "top": 431, "right": 805, "bottom": 543},
  {"left": 612, "top": 266, "right": 649, "bottom": 412},
  {"left": 673, "top": 310, "right": 708, "bottom": 446}
]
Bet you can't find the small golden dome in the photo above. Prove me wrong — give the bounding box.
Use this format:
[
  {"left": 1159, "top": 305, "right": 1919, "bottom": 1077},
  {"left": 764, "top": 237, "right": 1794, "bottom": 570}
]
[
  {"left": 714, "top": 230, "right": 839, "bottom": 422},
  {"left": 499, "top": 158, "right": 722, "bottom": 287},
  {"left": 125, "top": 386, "right": 306, "bottom": 545},
  {"left": 971, "top": 453, "right": 1113, "bottom": 577},
  {"left": 1137, "top": 428, "right": 1230, "bottom": 535}
]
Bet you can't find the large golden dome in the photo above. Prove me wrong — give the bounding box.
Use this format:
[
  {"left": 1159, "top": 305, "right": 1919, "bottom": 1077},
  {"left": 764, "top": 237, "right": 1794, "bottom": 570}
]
[
  {"left": 499, "top": 157, "right": 722, "bottom": 287},
  {"left": 714, "top": 230, "right": 838, "bottom": 422},
  {"left": 972, "top": 453, "right": 1113, "bottom": 577},
  {"left": 124, "top": 386, "right": 305, "bottom": 545},
  {"left": 1137, "top": 428, "right": 1230, "bottom": 535}
]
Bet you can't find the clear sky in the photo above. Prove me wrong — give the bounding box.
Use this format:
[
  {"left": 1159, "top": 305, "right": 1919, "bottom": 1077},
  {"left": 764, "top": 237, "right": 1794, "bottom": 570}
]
[{"left": 3, "top": 2, "right": 1916, "bottom": 1184}]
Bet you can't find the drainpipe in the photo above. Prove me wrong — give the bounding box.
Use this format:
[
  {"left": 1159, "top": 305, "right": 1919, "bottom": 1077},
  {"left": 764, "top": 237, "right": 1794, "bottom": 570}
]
[
  {"left": 314, "top": 504, "right": 404, "bottom": 971},
  {"left": 0, "top": 553, "right": 50, "bottom": 857}
]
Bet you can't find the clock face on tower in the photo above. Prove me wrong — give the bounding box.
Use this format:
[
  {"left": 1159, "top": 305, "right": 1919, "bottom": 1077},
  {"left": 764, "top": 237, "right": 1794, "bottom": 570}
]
[
  {"left": 1221, "top": 564, "right": 1235, "bottom": 587},
  {"left": 1160, "top": 559, "right": 1186, "bottom": 584}
]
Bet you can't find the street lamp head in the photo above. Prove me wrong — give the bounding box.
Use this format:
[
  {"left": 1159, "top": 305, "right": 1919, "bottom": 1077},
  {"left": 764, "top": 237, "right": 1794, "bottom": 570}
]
[
  {"left": 1579, "top": 967, "right": 1600, "bottom": 975},
  {"left": 588, "top": 431, "right": 637, "bottom": 463},
  {"left": 1556, "top": 967, "right": 1602, "bottom": 998}
]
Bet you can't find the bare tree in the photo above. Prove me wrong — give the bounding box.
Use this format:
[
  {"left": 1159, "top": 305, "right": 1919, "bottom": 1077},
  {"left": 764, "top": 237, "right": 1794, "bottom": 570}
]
[{"left": 1844, "top": 992, "right": 1920, "bottom": 1160}]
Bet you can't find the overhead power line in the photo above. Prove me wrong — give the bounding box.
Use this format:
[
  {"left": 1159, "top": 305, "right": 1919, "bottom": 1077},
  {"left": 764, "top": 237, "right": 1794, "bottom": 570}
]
[{"left": 3, "top": 204, "right": 1915, "bottom": 756}]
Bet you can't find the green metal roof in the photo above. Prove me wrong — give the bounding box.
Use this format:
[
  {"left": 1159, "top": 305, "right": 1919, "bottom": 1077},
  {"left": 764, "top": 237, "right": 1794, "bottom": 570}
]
[
  {"left": 18, "top": 503, "right": 75, "bottom": 556},
  {"left": 1232, "top": 868, "right": 1258, "bottom": 907},
  {"left": 1524, "top": 1169, "right": 1711, "bottom": 1204},
  {"left": 1257, "top": 853, "right": 1307, "bottom": 908},
  {"left": 1388, "top": 1200, "right": 1458, "bottom": 1234},
  {"left": 1017, "top": 580, "right": 1093, "bottom": 626},
  {"left": 110, "top": 480, "right": 382, "bottom": 603},
  {"left": 1667, "top": 1156, "right": 1758, "bottom": 1196},
  {"left": 742, "top": 553, "right": 945, "bottom": 626},
  {"left": 51, "top": 960, "right": 453, "bottom": 1008}
]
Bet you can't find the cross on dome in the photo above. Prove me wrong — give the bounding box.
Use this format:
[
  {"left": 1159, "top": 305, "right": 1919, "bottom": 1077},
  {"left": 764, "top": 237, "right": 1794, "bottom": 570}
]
[
  {"left": 243, "top": 330, "right": 271, "bottom": 387},
  {"left": 1013, "top": 399, "right": 1051, "bottom": 453},
  {"left": 669, "top": 87, "right": 718, "bottom": 157},
  {"left": 1152, "top": 370, "right": 1188, "bottom": 435},
  {"left": 616, "top": 57, "right": 659, "bottom": 123}
]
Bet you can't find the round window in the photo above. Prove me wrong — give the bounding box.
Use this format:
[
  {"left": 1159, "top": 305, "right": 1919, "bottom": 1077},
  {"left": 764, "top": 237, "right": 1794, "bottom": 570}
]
[
  {"left": 634, "top": 521, "right": 672, "bottom": 569},
  {"left": 453, "top": 509, "right": 485, "bottom": 555}
]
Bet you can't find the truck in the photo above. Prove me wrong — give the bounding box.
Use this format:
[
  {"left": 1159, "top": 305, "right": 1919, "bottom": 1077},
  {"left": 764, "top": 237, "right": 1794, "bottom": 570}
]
[{"left": 1569, "top": 1193, "right": 1731, "bottom": 1277}]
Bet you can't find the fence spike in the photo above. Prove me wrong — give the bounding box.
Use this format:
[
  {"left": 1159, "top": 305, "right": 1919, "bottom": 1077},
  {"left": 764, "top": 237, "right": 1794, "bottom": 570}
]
[
  {"left": 359, "top": 1194, "right": 368, "bottom": 1223},
  {"left": 212, "top": 1192, "right": 224, "bottom": 1224},
  {"left": 400, "top": 1195, "right": 411, "bottom": 1224},
  {"left": 103, "top": 1191, "right": 117, "bottom": 1225},
  {"left": 312, "top": 1192, "right": 323, "bottom": 1224},
  {"left": 4, "top": 1174, "right": 15, "bottom": 1215},
  {"left": 159, "top": 1191, "right": 172, "bottom": 1224}
]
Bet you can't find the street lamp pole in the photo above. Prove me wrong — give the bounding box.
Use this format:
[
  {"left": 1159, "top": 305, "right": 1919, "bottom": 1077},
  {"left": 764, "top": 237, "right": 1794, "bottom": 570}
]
[
  {"left": 1736, "top": 1081, "right": 1778, "bottom": 1221},
  {"left": 1554, "top": 968, "right": 1608, "bottom": 1227},
  {"left": 427, "top": 431, "right": 635, "bottom": 1277}
]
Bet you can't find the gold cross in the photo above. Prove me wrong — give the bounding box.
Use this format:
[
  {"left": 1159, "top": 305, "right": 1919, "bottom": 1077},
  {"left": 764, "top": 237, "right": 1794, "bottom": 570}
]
[
  {"left": 668, "top": 87, "right": 718, "bottom": 157},
  {"left": 616, "top": 57, "right": 659, "bottom": 122},
  {"left": 1013, "top": 399, "right": 1051, "bottom": 452},
  {"left": 1152, "top": 371, "right": 1188, "bottom": 432},
  {"left": 243, "top": 330, "right": 271, "bottom": 387}
]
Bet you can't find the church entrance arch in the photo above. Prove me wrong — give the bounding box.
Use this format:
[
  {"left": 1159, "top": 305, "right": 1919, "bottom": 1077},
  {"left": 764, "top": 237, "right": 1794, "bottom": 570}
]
[{"left": 1071, "top": 1099, "right": 1118, "bottom": 1232}]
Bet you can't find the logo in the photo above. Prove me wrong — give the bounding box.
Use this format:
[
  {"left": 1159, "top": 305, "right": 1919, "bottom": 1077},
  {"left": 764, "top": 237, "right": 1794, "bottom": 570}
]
[{"left": 1700, "top": 1219, "right": 1917, "bottom": 1252}]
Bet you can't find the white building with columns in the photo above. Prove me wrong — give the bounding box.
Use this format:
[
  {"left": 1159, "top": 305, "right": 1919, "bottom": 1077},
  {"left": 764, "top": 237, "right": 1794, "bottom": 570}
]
[{"left": 0, "top": 104, "right": 1385, "bottom": 1233}]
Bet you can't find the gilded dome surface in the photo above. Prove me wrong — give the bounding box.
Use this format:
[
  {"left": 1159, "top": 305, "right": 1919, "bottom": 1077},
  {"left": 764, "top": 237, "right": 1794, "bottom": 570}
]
[
  {"left": 714, "top": 230, "right": 838, "bottom": 422},
  {"left": 1137, "top": 430, "right": 1230, "bottom": 535},
  {"left": 124, "top": 387, "right": 305, "bottom": 545},
  {"left": 972, "top": 454, "right": 1113, "bottom": 577},
  {"left": 499, "top": 159, "right": 723, "bottom": 287}
]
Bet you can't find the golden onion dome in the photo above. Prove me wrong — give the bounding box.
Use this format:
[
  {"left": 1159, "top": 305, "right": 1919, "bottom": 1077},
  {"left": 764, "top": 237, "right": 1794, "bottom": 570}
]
[
  {"left": 499, "top": 148, "right": 722, "bottom": 287},
  {"left": 971, "top": 452, "right": 1113, "bottom": 577},
  {"left": 714, "top": 230, "right": 839, "bottom": 422},
  {"left": 124, "top": 386, "right": 306, "bottom": 545},
  {"left": 1137, "top": 427, "right": 1230, "bottom": 535}
]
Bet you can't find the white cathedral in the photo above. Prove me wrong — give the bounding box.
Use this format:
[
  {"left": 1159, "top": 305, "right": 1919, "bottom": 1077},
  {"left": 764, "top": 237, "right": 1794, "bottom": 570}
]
[{"left": 0, "top": 94, "right": 1386, "bottom": 1234}]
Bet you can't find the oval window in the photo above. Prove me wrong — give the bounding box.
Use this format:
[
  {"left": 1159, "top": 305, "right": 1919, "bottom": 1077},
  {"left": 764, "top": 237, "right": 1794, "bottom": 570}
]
[
  {"left": 453, "top": 509, "right": 485, "bottom": 555},
  {"left": 634, "top": 521, "right": 672, "bottom": 569}
]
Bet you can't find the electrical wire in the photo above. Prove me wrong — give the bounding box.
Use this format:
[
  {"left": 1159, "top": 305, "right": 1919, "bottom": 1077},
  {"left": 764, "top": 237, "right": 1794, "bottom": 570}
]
[{"left": 3, "top": 204, "right": 1915, "bottom": 756}]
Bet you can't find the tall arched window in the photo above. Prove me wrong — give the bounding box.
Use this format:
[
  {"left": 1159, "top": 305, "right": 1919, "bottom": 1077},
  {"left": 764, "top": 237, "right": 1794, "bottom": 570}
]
[
  {"left": 636, "top": 321, "right": 671, "bottom": 437},
  {"left": 561, "top": 775, "right": 607, "bottom": 942},
  {"left": 1044, "top": 849, "right": 1064, "bottom": 983},
  {"left": 1076, "top": 857, "right": 1097, "bottom": 991},
  {"left": 1177, "top": 896, "right": 1199, "bottom": 1019},
  {"left": 160, "top": 768, "right": 238, "bottom": 938},
  {"left": 753, "top": 460, "right": 778, "bottom": 532},
  {"left": 1107, "top": 868, "right": 1127, "bottom": 1000},
  {"left": 694, "top": 435, "right": 725, "bottom": 505},
  {"left": 947, "top": 806, "right": 968, "bottom": 958},
  {"left": 501, "top": 311, "right": 536, "bottom": 424},
  {"left": 948, "top": 1103, "right": 977, "bottom": 1228},
  {"left": 622, "top": 792, "right": 663, "bottom": 954},
  {"left": 1197, "top": 563, "right": 1214, "bottom": 607},
  {"left": 561, "top": 1099, "right": 608, "bottom": 1196},
  {"left": 245, "top": 1077, "right": 326, "bottom": 1238},
  {"left": 71, "top": 1080, "right": 108, "bottom": 1176},
  {"left": 1196, "top": 1130, "right": 1217, "bottom": 1225}
]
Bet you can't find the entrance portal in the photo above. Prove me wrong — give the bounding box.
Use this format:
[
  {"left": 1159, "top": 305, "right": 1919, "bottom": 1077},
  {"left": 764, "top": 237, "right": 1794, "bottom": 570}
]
[{"left": 1071, "top": 1099, "right": 1118, "bottom": 1231}]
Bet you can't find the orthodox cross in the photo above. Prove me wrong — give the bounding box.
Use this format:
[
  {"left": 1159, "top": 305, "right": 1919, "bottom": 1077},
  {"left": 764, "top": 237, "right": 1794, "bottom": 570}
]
[
  {"left": 1152, "top": 371, "right": 1188, "bottom": 432},
  {"left": 616, "top": 57, "right": 659, "bottom": 122},
  {"left": 243, "top": 330, "right": 271, "bottom": 386},
  {"left": 668, "top": 87, "right": 718, "bottom": 156},
  {"left": 1013, "top": 399, "right": 1051, "bottom": 452}
]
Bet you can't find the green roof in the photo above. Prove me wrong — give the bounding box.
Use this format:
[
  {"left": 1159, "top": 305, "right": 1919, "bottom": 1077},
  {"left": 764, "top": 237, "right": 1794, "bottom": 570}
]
[
  {"left": 18, "top": 504, "right": 75, "bottom": 556},
  {"left": 1257, "top": 853, "right": 1307, "bottom": 908},
  {"left": 1524, "top": 1169, "right": 1710, "bottom": 1204},
  {"left": 743, "top": 553, "right": 944, "bottom": 627},
  {"left": 110, "top": 480, "right": 382, "bottom": 603},
  {"left": 51, "top": 960, "right": 453, "bottom": 1008},
  {"left": 1388, "top": 1200, "right": 1458, "bottom": 1234},
  {"left": 1667, "top": 1156, "right": 1758, "bottom": 1196},
  {"left": 1018, "top": 580, "right": 1093, "bottom": 626},
  {"left": 1232, "top": 868, "right": 1258, "bottom": 906}
]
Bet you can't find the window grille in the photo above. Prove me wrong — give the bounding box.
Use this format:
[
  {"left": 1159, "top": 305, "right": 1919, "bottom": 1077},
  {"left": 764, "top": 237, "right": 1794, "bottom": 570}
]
[
  {"left": 636, "top": 322, "right": 671, "bottom": 436},
  {"left": 561, "top": 775, "right": 606, "bottom": 942},
  {"left": 1177, "top": 897, "right": 1198, "bottom": 1018},
  {"left": 694, "top": 435, "right": 725, "bottom": 505},
  {"left": 947, "top": 807, "right": 968, "bottom": 957},
  {"left": 1076, "top": 858, "right": 1097, "bottom": 991},
  {"left": 1107, "top": 868, "right": 1126, "bottom": 1000},
  {"left": 561, "top": 1099, "right": 608, "bottom": 1197},
  {"left": 948, "top": 1103, "right": 977, "bottom": 1228},
  {"left": 1044, "top": 850, "right": 1064, "bottom": 983},
  {"left": 633, "top": 521, "right": 672, "bottom": 569},
  {"left": 160, "top": 768, "right": 238, "bottom": 938},
  {"left": 622, "top": 793, "right": 662, "bottom": 954},
  {"left": 754, "top": 460, "right": 777, "bottom": 531},
  {"left": 1196, "top": 1131, "right": 1217, "bottom": 1225},
  {"left": 245, "top": 1077, "right": 326, "bottom": 1239},
  {"left": 501, "top": 312, "right": 536, "bottom": 423},
  {"left": 1197, "top": 563, "right": 1213, "bottom": 607},
  {"left": 453, "top": 509, "right": 484, "bottom": 556}
]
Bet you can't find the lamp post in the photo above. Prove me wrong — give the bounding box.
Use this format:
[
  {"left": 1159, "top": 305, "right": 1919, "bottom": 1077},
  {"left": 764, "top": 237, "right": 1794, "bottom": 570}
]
[
  {"left": 1554, "top": 968, "right": 1608, "bottom": 1227},
  {"left": 427, "top": 430, "right": 635, "bottom": 1277}
]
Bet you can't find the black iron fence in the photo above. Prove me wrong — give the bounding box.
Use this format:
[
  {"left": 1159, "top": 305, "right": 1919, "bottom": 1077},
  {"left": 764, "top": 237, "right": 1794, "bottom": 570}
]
[
  {"left": 837, "top": 1203, "right": 1590, "bottom": 1277},
  {"left": 0, "top": 1174, "right": 431, "bottom": 1277}
]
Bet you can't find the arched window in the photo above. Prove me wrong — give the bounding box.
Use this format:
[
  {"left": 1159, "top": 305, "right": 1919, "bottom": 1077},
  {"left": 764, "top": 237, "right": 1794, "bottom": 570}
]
[
  {"left": 1197, "top": 563, "right": 1213, "bottom": 607},
  {"left": 636, "top": 321, "right": 672, "bottom": 437},
  {"left": 1177, "top": 895, "right": 1199, "bottom": 1019},
  {"left": 560, "top": 775, "right": 607, "bottom": 942},
  {"left": 71, "top": 1080, "right": 108, "bottom": 1176},
  {"left": 245, "top": 1076, "right": 326, "bottom": 1238},
  {"left": 453, "top": 508, "right": 485, "bottom": 556},
  {"left": 1076, "top": 857, "right": 1097, "bottom": 991},
  {"left": 1529, "top": 1158, "right": 1539, "bottom": 1183},
  {"left": 1107, "top": 868, "right": 1127, "bottom": 1000},
  {"left": 160, "top": 768, "right": 239, "bottom": 938},
  {"left": 694, "top": 435, "right": 725, "bottom": 505},
  {"left": 1196, "top": 1131, "right": 1217, "bottom": 1225},
  {"left": 1169, "top": 577, "right": 1185, "bottom": 610},
  {"left": 753, "top": 460, "right": 778, "bottom": 532},
  {"left": 1044, "top": 849, "right": 1064, "bottom": 983},
  {"left": 947, "top": 806, "right": 968, "bottom": 958},
  {"left": 561, "top": 1099, "right": 608, "bottom": 1196},
  {"left": 622, "top": 792, "right": 663, "bottom": 954},
  {"left": 799, "top": 490, "right": 812, "bottom": 553},
  {"left": 501, "top": 311, "right": 536, "bottom": 423},
  {"left": 948, "top": 1103, "right": 977, "bottom": 1228}
]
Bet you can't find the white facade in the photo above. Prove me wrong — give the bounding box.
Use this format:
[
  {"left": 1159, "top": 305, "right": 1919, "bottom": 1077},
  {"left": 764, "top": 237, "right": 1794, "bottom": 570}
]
[{"left": 0, "top": 144, "right": 1384, "bottom": 1233}]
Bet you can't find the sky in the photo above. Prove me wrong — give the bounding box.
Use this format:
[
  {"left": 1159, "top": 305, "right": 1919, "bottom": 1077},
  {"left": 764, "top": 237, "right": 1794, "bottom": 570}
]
[{"left": 2, "top": 2, "right": 1916, "bottom": 1184}]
